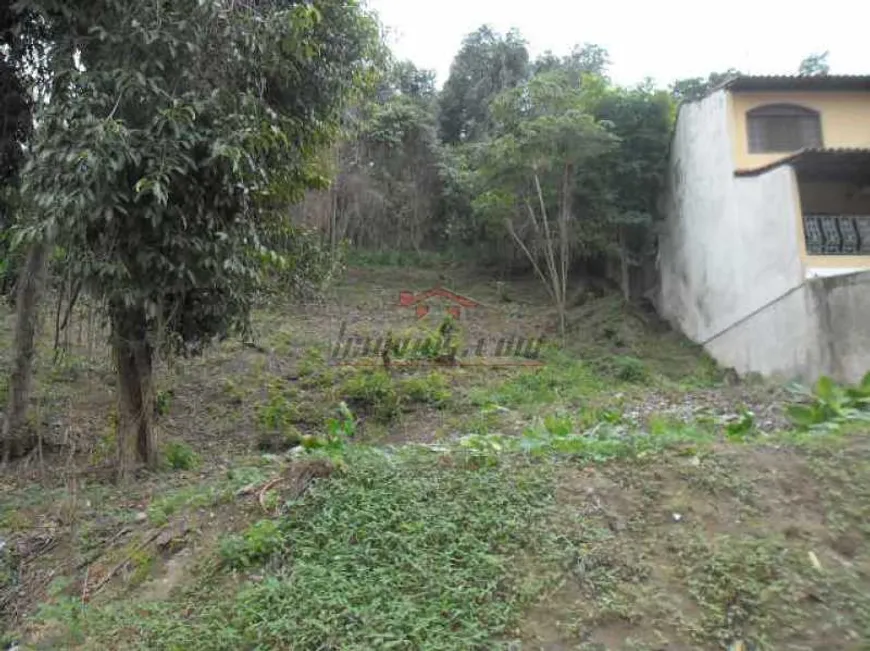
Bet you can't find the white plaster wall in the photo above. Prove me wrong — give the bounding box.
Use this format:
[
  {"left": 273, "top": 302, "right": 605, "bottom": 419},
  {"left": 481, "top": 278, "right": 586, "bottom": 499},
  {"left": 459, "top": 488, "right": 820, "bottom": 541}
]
[
  {"left": 658, "top": 91, "right": 737, "bottom": 342},
  {"left": 705, "top": 285, "right": 826, "bottom": 382},
  {"left": 730, "top": 168, "right": 806, "bottom": 325},
  {"left": 658, "top": 90, "right": 806, "bottom": 345}
]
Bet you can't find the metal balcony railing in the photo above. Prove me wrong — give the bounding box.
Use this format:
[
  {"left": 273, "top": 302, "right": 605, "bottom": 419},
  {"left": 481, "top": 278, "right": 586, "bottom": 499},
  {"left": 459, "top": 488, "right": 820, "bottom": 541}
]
[{"left": 803, "top": 214, "right": 870, "bottom": 255}]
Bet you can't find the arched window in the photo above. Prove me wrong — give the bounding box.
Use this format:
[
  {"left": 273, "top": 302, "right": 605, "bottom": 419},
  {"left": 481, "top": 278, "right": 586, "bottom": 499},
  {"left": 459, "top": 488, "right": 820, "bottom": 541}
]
[{"left": 747, "top": 104, "right": 822, "bottom": 153}]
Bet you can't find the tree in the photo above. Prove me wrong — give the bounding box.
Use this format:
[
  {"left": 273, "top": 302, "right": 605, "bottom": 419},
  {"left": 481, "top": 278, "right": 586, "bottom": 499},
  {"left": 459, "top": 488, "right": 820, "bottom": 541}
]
[
  {"left": 533, "top": 43, "right": 611, "bottom": 89},
  {"left": 593, "top": 82, "right": 673, "bottom": 297},
  {"left": 294, "top": 58, "right": 446, "bottom": 253},
  {"left": 671, "top": 69, "right": 741, "bottom": 102},
  {"left": 1, "top": 2, "right": 59, "bottom": 462},
  {"left": 16, "top": 0, "right": 378, "bottom": 478},
  {"left": 799, "top": 51, "right": 830, "bottom": 76},
  {"left": 474, "top": 71, "right": 618, "bottom": 335},
  {"left": 439, "top": 26, "right": 529, "bottom": 144}
]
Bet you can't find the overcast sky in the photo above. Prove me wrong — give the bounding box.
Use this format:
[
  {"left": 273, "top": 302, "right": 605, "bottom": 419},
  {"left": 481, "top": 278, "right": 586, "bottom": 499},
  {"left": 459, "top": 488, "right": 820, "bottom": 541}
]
[{"left": 366, "top": 0, "right": 868, "bottom": 88}]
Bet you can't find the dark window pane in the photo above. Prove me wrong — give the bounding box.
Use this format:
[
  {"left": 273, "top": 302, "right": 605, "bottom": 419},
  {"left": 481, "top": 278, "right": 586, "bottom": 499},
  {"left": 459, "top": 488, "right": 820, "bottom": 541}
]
[{"left": 747, "top": 104, "right": 822, "bottom": 153}]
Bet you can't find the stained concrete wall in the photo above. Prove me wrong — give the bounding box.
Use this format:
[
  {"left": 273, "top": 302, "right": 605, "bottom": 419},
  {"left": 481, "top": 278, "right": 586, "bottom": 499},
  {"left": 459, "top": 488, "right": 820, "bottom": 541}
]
[
  {"left": 658, "top": 90, "right": 805, "bottom": 345},
  {"left": 703, "top": 272, "right": 870, "bottom": 384},
  {"left": 705, "top": 285, "right": 826, "bottom": 381},
  {"left": 814, "top": 272, "right": 870, "bottom": 382}
]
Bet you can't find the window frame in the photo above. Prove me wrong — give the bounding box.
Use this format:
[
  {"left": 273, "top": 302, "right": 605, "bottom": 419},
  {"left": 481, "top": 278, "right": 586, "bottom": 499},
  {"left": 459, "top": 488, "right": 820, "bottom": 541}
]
[{"left": 746, "top": 104, "right": 823, "bottom": 154}]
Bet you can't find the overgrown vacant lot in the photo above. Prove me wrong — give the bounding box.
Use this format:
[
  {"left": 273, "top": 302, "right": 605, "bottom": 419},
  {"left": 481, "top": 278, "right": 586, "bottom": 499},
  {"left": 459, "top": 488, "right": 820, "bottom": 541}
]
[{"left": 2, "top": 263, "right": 869, "bottom": 650}]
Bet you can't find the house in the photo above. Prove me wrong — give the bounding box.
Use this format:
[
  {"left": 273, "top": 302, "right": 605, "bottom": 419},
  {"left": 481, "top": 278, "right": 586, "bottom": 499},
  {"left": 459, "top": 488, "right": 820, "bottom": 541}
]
[{"left": 657, "top": 75, "right": 870, "bottom": 383}]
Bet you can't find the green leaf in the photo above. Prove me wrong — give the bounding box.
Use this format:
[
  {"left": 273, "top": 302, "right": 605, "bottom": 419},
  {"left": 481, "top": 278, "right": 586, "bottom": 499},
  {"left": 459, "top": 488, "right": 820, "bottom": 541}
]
[
  {"left": 786, "top": 404, "right": 823, "bottom": 428},
  {"left": 814, "top": 376, "right": 836, "bottom": 402}
]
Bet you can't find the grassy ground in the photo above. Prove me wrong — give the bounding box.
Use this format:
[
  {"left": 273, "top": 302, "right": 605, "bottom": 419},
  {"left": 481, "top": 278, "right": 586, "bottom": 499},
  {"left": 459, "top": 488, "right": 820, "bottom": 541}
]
[{"left": 1, "top": 264, "right": 868, "bottom": 650}]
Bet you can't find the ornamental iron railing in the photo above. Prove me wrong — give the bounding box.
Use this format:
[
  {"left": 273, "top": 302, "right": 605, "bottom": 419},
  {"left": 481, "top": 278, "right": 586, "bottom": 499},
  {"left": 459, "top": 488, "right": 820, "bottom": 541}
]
[{"left": 803, "top": 214, "right": 870, "bottom": 255}]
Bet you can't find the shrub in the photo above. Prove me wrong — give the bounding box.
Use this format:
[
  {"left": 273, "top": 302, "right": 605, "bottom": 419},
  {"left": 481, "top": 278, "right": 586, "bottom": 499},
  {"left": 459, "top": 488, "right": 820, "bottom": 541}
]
[
  {"left": 399, "top": 372, "right": 452, "bottom": 406},
  {"left": 220, "top": 519, "right": 284, "bottom": 569},
  {"left": 155, "top": 388, "right": 174, "bottom": 417},
  {"left": 163, "top": 441, "right": 199, "bottom": 471},
  {"left": 341, "top": 371, "right": 400, "bottom": 422},
  {"left": 612, "top": 355, "right": 648, "bottom": 383},
  {"left": 257, "top": 380, "right": 298, "bottom": 432}
]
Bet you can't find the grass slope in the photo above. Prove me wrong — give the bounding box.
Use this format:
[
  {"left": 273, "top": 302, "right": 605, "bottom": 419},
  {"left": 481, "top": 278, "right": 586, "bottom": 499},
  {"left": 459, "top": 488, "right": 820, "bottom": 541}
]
[{"left": 2, "top": 265, "right": 869, "bottom": 650}]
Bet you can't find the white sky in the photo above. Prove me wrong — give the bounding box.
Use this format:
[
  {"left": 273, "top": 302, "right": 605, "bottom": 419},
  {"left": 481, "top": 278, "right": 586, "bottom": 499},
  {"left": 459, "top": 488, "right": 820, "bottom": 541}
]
[{"left": 366, "top": 0, "right": 869, "bottom": 88}]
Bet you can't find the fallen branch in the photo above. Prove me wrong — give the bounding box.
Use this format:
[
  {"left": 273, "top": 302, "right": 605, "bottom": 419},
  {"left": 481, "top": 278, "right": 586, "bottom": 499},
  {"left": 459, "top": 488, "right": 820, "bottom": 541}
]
[
  {"left": 86, "top": 528, "right": 164, "bottom": 598},
  {"left": 258, "top": 477, "right": 285, "bottom": 514},
  {"left": 76, "top": 527, "right": 132, "bottom": 570}
]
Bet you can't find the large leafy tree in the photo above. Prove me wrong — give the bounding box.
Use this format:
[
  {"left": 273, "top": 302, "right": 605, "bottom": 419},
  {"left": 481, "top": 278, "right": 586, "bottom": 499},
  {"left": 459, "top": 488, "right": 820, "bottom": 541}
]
[
  {"left": 533, "top": 43, "right": 611, "bottom": 83},
  {"left": 593, "top": 81, "right": 673, "bottom": 294},
  {"left": 16, "top": 0, "right": 378, "bottom": 477},
  {"left": 473, "top": 71, "right": 618, "bottom": 333},
  {"left": 439, "top": 26, "right": 529, "bottom": 144},
  {"left": 0, "top": 2, "right": 52, "bottom": 295}
]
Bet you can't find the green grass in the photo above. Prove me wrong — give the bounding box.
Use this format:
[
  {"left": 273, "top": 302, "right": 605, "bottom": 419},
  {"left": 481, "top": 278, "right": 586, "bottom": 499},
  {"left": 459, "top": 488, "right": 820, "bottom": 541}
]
[
  {"left": 345, "top": 248, "right": 464, "bottom": 269},
  {"left": 43, "top": 448, "right": 558, "bottom": 650}
]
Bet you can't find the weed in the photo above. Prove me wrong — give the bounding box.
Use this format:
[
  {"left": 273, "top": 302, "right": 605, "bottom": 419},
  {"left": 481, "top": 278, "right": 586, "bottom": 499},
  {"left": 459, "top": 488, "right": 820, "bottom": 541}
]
[
  {"left": 221, "top": 378, "right": 246, "bottom": 405},
  {"left": 163, "top": 441, "right": 200, "bottom": 471},
  {"left": 471, "top": 351, "right": 599, "bottom": 409},
  {"left": 593, "top": 354, "right": 648, "bottom": 383},
  {"left": 388, "top": 315, "right": 463, "bottom": 363},
  {"left": 302, "top": 401, "right": 357, "bottom": 456},
  {"left": 147, "top": 466, "right": 270, "bottom": 525},
  {"left": 340, "top": 370, "right": 399, "bottom": 422},
  {"left": 297, "top": 347, "right": 326, "bottom": 378},
  {"left": 724, "top": 409, "right": 756, "bottom": 442},
  {"left": 220, "top": 519, "right": 284, "bottom": 570},
  {"left": 256, "top": 379, "right": 300, "bottom": 436},
  {"left": 787, "top": 374, "right": 870, "bottom": 432},
  {"left": 270, "top": 329, "right": 294, "bottom": 355},
  {"left": 35, "top": 578, "right": 86, "bottom": 646},
  {"left": 399, "top": 371, "right": 452, "bottom": 406},
  {"left": 129, "top": 549, "right": 156, "bottom": 586},
  {"left": 680, "top": 535, "right": 795, "bottom": 647},
  {"left": 155, "top": 388, "right": 174, "bottom": 417}
]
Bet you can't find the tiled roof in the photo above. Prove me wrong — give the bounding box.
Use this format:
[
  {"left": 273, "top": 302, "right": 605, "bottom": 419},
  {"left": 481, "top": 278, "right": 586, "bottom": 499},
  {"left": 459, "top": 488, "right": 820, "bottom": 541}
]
[
  {"left": 735, "top": 148, "right": 870, "bottom": 178},
  {"left": 720, "top": 75, "right": 870, "bottom": 93}
]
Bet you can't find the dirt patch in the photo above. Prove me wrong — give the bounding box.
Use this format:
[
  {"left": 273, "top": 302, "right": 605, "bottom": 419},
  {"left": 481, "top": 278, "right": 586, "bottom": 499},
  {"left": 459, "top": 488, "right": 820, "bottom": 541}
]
[{"left": 519, "top": 437, "right": 870, "bottom": 650}]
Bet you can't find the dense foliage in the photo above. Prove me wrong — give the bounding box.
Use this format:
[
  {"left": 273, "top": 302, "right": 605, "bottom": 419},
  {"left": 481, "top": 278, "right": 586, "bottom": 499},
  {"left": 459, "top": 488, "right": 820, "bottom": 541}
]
[
  {"left": 4, "top": 0, "right": 379, "bottom": 472},
  {"left": 314, "top": 30, "right": 675, "bottom": 285}
]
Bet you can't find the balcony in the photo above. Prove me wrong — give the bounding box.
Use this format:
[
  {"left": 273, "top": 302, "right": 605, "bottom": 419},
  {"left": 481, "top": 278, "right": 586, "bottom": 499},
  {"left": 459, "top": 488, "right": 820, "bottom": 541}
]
[{"left": 803, "top": 215, "right": 870, "bottom": 255}]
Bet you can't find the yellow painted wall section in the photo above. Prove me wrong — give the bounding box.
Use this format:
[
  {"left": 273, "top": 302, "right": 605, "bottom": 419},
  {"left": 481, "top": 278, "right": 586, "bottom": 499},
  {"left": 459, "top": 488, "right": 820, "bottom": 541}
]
[{"left": 731, "top": 91, "right": 870, "bottom": 171}]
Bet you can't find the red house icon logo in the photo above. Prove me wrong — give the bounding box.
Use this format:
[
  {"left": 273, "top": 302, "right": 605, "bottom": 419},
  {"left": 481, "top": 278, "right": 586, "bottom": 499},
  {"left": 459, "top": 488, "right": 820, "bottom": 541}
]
[{"left": 399, "top": 286, "right": 480, "bottom": 320}]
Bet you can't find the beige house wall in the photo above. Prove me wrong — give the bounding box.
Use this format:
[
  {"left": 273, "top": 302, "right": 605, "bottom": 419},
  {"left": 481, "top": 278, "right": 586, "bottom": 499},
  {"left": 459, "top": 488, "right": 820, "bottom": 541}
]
[{"left": 730, "top": 91, "right": 870, "bottom": 172}]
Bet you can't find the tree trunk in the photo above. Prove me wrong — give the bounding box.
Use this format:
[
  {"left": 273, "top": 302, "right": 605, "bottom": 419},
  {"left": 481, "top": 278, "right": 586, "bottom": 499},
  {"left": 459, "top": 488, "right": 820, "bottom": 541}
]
[
  {"left": 111, "top": 307, "right": 157, "bottom": 481},
  {"left": 2, "top": 241, "right": 47, "bottom": 462}
]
